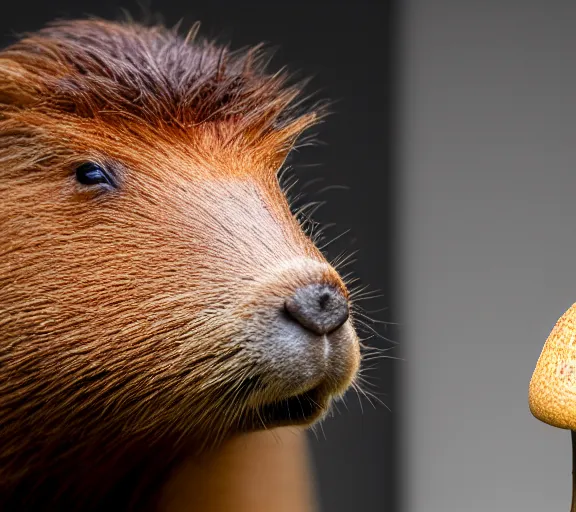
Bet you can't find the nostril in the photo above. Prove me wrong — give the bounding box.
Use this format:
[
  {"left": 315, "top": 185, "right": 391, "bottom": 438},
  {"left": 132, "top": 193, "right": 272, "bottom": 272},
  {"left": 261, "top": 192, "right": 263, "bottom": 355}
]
[
  {"left": 318, "top": 292, "right": 331, "bottom": 310},
  {"left": 284, "top": 283, "right": 349, "bottom": 335}
]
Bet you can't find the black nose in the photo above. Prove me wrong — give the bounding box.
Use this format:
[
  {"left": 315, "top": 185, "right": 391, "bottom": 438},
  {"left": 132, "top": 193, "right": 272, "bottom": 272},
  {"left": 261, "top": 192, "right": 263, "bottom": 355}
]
[{"left": 284, "top": 283, "right": 349, "bottom": 335}]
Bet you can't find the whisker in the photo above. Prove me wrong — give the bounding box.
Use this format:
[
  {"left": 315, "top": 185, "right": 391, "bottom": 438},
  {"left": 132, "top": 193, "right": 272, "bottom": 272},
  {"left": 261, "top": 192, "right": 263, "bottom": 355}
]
[
  {"left": 354, "top": 318, "right": 398, "bottom": 344},
  {"left": 361, "top": 354, "right": 405, "bottom": 362},
  {"left": 318, "top": 229, "right": 351, "bottom": 251},
  {"left": 317, "top": 184, "right": 350, "bottom": 194}
]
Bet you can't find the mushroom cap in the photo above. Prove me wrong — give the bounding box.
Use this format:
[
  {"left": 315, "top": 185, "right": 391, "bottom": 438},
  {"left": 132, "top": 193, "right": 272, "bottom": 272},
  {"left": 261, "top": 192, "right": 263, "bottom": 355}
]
[{"left": 529, "top": 303, "right": 576, "bottom": 429}]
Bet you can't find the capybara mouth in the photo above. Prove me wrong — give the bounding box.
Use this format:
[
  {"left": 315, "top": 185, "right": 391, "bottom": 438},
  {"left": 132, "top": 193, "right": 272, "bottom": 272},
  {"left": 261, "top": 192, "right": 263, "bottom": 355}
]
[
  {"left": 257, "top": 386, "right": 326, "bottom": 427},
  {"left": 239, "top": 377, "right": 328, "bottom": 429}
]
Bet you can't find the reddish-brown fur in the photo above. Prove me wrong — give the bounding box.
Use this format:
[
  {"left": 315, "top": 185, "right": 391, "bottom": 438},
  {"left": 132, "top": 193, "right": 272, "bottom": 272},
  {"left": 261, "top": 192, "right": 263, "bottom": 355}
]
[{"left": 0, "top": 18, "right": 360, "bottom": 510}]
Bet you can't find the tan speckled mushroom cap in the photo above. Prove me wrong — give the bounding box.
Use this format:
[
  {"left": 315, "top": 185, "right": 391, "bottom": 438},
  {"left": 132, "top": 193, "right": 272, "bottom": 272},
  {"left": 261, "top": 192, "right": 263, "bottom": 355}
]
[{"left": 529, "top": 303, "right": 576, "bottom": 429}]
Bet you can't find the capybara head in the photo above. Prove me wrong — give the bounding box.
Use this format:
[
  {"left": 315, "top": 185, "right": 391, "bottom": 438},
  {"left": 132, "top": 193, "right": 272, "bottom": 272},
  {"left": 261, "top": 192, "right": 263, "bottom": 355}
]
[{"left": 0, "top": 18, "right": 361, "bottom": 510}]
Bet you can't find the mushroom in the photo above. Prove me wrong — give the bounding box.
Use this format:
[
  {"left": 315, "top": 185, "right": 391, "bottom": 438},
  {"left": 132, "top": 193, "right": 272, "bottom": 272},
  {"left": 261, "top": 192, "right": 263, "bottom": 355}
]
[{"left": 529, "top": 303, "right": 576, "bottom": 511}]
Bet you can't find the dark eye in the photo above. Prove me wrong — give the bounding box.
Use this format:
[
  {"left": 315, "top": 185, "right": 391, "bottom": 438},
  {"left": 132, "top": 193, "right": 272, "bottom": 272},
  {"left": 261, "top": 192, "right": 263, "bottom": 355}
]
[{"left": 75, "top": 162, "right": 115, "bottom": 188}]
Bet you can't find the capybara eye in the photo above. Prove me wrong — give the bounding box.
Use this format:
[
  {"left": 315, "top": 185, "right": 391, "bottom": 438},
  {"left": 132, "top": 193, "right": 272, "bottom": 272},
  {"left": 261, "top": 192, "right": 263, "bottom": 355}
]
[{"left": 75, "top": 162, "right": 115, "bottom": 188}]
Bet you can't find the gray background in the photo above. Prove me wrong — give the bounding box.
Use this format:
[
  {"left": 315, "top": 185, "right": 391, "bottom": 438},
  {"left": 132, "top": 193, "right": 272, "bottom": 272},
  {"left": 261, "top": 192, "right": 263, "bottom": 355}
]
[{"left": 401, "top": 1, "right": 576, "bottom": 511}]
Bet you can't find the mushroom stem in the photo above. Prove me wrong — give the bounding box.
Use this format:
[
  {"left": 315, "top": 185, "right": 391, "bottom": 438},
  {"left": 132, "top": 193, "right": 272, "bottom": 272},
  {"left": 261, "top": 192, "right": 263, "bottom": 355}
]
[{"left": 572, "top": 430, "right": 576, "bottom": 512}]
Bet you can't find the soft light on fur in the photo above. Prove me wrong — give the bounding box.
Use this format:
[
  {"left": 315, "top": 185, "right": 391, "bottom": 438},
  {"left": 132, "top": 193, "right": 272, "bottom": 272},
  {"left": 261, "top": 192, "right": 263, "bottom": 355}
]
[{"left": 0, "top": 18, "right": 360, "bottom": 511}]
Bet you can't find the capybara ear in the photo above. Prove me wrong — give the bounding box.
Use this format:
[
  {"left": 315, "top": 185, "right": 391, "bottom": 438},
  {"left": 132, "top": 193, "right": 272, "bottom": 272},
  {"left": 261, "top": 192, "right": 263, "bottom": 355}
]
[{"left": 0, "top": 58, "right": 38, "bottom": 109}]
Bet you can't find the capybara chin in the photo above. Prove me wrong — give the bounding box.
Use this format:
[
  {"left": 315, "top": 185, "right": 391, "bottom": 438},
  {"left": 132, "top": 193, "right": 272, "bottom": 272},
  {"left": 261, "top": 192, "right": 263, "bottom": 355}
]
[{"left": 0, "top": 18, "right": 361, "bottom": 511}]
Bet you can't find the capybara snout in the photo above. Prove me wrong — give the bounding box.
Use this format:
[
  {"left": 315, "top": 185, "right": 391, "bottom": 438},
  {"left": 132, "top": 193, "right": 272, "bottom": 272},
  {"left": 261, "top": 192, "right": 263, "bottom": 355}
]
[{"left": 0, "top": 18, "right": 361, "bottom": 510}]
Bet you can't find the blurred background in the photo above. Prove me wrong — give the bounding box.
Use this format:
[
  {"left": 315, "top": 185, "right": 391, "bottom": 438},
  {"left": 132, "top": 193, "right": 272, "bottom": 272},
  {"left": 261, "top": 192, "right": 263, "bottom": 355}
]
[
  {"left": 0, "top": 2, "right": 398, "bottom": 511},
  {"left": 401, "top": 1, "right": 576, "bottom": 511}
]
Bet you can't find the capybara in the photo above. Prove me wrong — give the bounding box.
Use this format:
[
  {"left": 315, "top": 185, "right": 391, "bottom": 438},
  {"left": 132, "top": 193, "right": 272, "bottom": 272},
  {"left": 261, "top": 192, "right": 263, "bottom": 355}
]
[{"left": 0, "top": 18, "right": 361, "bottom": 511}]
